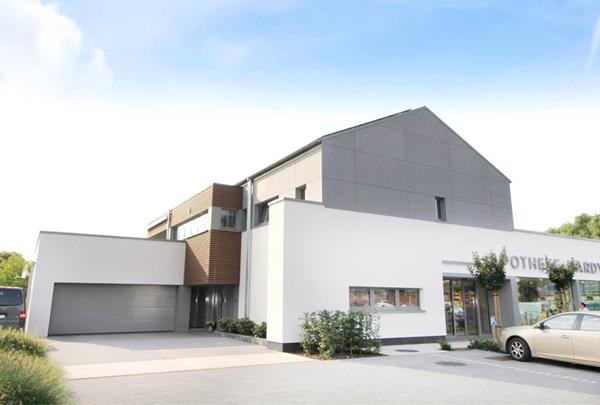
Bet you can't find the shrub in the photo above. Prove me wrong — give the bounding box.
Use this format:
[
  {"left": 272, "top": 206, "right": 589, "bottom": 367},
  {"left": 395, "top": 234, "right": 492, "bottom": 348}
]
[
  {"left": 253, "top": 322, "right": 267, "bottom": 338},
  {"left": 0, "top": 351, "right": 69, "bottom": 404},
  {"left": 468, "top": 338, "right": 501, "bottom": 352},
  {"left": 236, "top": 318, "right": 256, "bottom": 336},
  {"left": 219, "top": 318, "right": 237, "bottom": 334},
  {"left": 438, "top": 339, "right": 452, "bottom": 351},
  {"left": 0, "top": 327, "right": 46, "bottom": 357},
  {"left": 300, "top": 310, "right": 380, "bottom": 359}
]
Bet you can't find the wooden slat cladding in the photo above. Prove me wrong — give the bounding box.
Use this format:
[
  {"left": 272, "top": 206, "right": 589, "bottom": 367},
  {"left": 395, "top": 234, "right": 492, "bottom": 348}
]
[
  {"left": 147, "top": 220, "right": 167, "bottom": 238},
  {"left": 171, "top": 187, "right": 213, "bottom": 227},
  {"left": 208, "top": 230, "right": 241, "bottom": 284},
  {"left": 211, "top": 184, "right": 243, "bottom": 210},
  {"left": 184, "top": 230, "right": 241, "bottom": 285},
  {"left": 184, "top": 232, "right": 211, "bottom": 284}
]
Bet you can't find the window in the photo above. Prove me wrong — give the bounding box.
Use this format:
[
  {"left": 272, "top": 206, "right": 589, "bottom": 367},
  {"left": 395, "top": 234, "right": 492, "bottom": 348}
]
[
  {"left": 579, "top": 315, "right": 600, "bottom": 332},
  {"left": 175, "top": 213, "right": 209, "bottom": 240},
  {"left": 295, "top": 185, "right": 306, "bottom": 200},
  {"left": 0, "top": 289, "right": 23, "bottom": 306},
  {"left": 220, "top": 209, "right": 237, "bottom": 229},
  {"left": 580, "top": 280, "right": 600, "bottom": 311},
  {"left": 349, "top": 287, "right": 421, "bottom": 311},
  {"left": 517, "top": 277, "right": 569, "bottom": 325},
  {"left": 373, "top": 288, "right": 396, "bottom": 307},
  {"left": 256, "top": 197, "right": 277, "bottom": 226},
  {"left": 349, "top": 288, "right": 370, "bottom": 307},
  {"left": 435, "top": 197, "right": 446, "bottom": 221},
  {"left": 542, "top": 314, "right": 577, "bottom": 330}
]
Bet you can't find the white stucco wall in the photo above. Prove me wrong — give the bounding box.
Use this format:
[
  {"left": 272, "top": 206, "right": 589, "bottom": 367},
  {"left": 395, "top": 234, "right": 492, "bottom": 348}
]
[
  {"left": 265, "top": 199, "right": 600, "bottom": 344},
  {"left": 26, "top": 232, "right": 186, "bottom": 337}
]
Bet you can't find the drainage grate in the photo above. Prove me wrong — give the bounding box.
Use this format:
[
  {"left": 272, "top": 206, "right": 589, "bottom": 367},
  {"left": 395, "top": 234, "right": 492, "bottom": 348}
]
[
  {"left": 395, "top": 349, "right": 419, "bottom": 353},
  {"left": 436, "top": 361, "right": 466, "bottom": 367}
]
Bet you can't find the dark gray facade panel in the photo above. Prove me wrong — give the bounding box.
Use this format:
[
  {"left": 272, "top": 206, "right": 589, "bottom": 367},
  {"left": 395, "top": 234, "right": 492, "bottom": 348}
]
[
  {"left": 356, "top": 184, "right": 409, "bottom": 217},
  {"left": 48, "top": 284, "right": 177, "bottom": 335},
  {"left": 321, "top": 143, "right": 355, "bottom": 182},
  {"left": 354, "top": 125, "right": 406, "bottom": 160},
  {"left": 321, "top": 108, "right": 513, "bottom": 231},
  {"left": 405, "top": 133, "right": 450, "bottom": 169},
  {"left": 322, "top": 178, "right": 357, "bottom": 210},
  {"left": 355, "top": 151, "right": 406, "bottom": 190},
  {"left": 405, "top": 162, "right": 452, "bottom": 197}
]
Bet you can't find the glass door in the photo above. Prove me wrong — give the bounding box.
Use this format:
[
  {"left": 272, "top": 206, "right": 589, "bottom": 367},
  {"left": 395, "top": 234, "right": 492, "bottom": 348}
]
[{"left": 444, "top": 278, "right": 490, "bottom": 337}]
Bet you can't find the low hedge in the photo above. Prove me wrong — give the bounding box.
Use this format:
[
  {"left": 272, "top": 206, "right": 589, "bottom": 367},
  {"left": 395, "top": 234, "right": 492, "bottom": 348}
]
[
  {"left": 0, "top": 351, "right": 70, "bottom": 404},
  {"left": 0, "top": 327, "right": 47, "bottom": 357},
  {"left": 300, "top": 310, "right": 380, "bottom": 359},
  {"left": 219, "top": 318, "right": 267, "bottom": 338},
  {"left": 468, "top": 338, "right": 501, "bottom": 352}
]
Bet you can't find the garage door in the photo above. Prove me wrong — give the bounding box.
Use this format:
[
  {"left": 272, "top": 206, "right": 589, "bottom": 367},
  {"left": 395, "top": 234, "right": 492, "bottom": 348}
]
[{"left": 48, "top": 284, "right": 177, "bottom": 335}]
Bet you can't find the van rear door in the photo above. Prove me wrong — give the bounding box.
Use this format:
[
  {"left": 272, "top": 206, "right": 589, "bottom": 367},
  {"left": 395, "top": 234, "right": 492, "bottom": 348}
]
[{"left": 0, "top": 288, "right": 24, "bottom": 328}]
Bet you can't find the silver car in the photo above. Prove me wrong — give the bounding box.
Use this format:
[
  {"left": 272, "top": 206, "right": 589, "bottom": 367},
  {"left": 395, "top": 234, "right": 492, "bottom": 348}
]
[
  {"left": 0, "top": 286, "right": 26, "bottom": 329},
  {"left": 501, "top": 311, "right": 600, "bottom": 367}
]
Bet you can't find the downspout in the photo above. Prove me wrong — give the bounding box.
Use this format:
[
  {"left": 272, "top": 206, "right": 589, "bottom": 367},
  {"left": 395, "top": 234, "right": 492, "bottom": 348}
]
[
  {"left": 244, "top": 178, "right": 253, "bottom": 318},
  {"left": 166, "top": 209, "right": 173, "bottom": 240}
]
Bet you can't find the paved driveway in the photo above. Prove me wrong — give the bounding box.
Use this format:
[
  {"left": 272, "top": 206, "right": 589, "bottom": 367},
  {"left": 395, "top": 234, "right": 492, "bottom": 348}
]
[{"left": 49, "top": 334, "right": 600, "bottom": 404}]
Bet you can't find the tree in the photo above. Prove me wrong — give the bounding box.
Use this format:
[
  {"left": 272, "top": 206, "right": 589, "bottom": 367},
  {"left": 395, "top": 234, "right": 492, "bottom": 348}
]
[
  {"left": 0, "top": 251, "right": 31, "bottom": 291},
  {"left": 547, "top": 213, "right": 600, "bottom": 240},
  {"left": 544, "top": 257, "right": 578, "bottom": 312},
  {"left": 469, "top": 248, "right": 508, "bottom": 342}
]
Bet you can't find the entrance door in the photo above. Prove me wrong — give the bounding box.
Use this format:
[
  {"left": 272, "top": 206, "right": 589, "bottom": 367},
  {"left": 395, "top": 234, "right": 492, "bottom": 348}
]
[{"left": 444, "top": 279, "right": 490, "bottom": 337}]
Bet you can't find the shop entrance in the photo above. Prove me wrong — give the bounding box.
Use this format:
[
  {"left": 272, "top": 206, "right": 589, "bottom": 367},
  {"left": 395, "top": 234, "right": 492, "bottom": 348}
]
[{"left": 443, "top": 279, "right": 491, "bottom": 337}]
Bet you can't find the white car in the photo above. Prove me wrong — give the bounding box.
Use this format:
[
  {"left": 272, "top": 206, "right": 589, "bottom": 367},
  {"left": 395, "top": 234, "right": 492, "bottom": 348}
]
[{"left": 500, "top": 311, "right": 600, "bottom": 367}]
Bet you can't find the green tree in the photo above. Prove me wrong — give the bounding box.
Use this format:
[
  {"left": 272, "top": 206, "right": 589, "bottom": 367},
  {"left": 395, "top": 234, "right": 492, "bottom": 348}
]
[
  {"left": 469, "top": 248, "right": 508, "bottom": 342},
  {"left": 544, "top": 257, "right": 578, "bottom": 312},
  {"left": 547, "top": 213, "right": 600, "bottom": 239},
  {"left": 0, "top": 252, "right": 30, "bottom": 291}
]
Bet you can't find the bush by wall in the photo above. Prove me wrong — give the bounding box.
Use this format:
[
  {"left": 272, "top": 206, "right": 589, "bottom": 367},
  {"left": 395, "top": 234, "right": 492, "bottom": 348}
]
[
  {"left": 300, "top": 310, "right": 380, "bottom": 359},
  {"left": 253, "top": 322, "right": 267, "bottom": 338},
  {"left": 219, "top": 318, "right": 238, "bottom": 334},
  {"left": 468, "top": 338, "right": 501, "bottom": 352},
  {"left": 0, "top": 327, "right": 46, "bottom": 357},
  {"left": 0, "top": 351, "right": 70, "bottom": 405}
]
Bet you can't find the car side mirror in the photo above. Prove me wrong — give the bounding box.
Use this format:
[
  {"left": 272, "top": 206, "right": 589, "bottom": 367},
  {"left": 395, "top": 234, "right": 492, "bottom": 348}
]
[{"left": 535, "top": 323, "right": 545, "bottom": 330}]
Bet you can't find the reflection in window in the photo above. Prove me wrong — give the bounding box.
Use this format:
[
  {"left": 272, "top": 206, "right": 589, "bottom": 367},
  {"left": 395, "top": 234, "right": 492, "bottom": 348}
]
[
  {"left": 580, "top": 280, "right": 600, "bottom": 311},
  {"left": 349, "top": 287, "right": 420, "bottom": 311},
  {"left": 349, "top": 288, "right": 370, "bottom": 307},
  {"left": 580, "top": 315, "right": 600, "bottom": 331},
  {"left": 220, "top": 209, "right": 237, "bottom": 229},
  {"left": 517, "top": 278, "right": 571, "bottom": 325},
  {"left": 176, "top": 213, "right": 209, "bottom": 240},
  {"left": 374, "top": 289, "right": 396, "bottom": 307},
  {"left": 543, "top": 314, "right": 577, "bottom": 330}
]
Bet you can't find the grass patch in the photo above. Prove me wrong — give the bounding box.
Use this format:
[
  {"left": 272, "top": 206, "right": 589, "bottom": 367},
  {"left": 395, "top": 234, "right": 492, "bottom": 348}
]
[
  {"left": 0, "top": 351, "right": 70, "bottom": 405},
  {"left": 0, "top": 327, "right": 46, "bottom": 357},
  {"left": 468, "top": 338, "right": 501, "bottom": 352}
]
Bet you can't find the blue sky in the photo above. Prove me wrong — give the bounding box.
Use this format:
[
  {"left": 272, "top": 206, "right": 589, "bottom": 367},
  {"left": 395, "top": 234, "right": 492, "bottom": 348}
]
[
  {"left": 55, "top": 0, "right": 600, "bottom": 103},
  {"left": 1, "top": 0, "right": 600, "bottom": 257}
]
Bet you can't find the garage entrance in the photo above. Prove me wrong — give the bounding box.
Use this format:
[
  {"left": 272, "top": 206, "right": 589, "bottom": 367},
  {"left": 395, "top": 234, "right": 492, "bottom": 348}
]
[{"left": 48, "top": 283, "right": 177, "bottom": 335}]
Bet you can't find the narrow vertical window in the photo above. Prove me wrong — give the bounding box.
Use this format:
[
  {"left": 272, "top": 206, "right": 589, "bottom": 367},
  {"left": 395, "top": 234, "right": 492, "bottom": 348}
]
[
  {"left": 295, "top": 185, "right": 306, "bottom": 200},
  {"left": 435, "top": 197, "right": 447, "bottom": 221}
]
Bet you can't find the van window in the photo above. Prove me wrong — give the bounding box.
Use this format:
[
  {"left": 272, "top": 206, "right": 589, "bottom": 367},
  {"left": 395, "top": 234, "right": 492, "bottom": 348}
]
[{"left": 0, "top": 289, "right": 22, "bottom": 306}]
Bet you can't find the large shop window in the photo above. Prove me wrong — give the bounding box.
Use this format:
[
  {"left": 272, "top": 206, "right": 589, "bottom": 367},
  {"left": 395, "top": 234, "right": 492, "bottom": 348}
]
[
  {"left": 175, "top": 213, "right": 209, "bottom": 240},
  {"left": 579, "top": 280, "right": 600, "bottom": 311},
  {"left": 349, "top": 287, "right": 420, "bottom": 311},
  {"left": 517, "top": 278, "right": 572, "bottom": 325}
]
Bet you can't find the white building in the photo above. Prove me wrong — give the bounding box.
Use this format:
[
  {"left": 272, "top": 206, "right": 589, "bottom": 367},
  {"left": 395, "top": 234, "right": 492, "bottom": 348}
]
[{"left": 26, "top": 107, "right": 600, "bottom": 350}]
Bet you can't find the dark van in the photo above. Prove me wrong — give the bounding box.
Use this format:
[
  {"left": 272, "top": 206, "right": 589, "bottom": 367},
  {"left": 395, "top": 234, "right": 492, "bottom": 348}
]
[{"left": 0, "top": 287, "right": 26, "bottom": 329}]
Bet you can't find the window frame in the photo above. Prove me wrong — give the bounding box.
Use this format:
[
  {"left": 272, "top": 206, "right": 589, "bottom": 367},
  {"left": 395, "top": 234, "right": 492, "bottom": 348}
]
[
  {"left": 255, "top": 197, "right": 278, "bottom": 226},
  {"left": 295, "top": 185, "right": 306, "bottom": 200},
  {"left": 435, "top": 196, "right": 447, "bottom": 221},
  {"left": 219, "top": 208, "right": 237, "bottom": 229},
  {"left": 349, "top": 286, "right": 422, "bottom": 313}
]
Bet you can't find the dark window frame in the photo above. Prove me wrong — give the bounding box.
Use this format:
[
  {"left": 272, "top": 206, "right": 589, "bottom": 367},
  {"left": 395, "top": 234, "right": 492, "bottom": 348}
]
[{"left": 435, "top": 196, "right": 447, "bottom": 221}]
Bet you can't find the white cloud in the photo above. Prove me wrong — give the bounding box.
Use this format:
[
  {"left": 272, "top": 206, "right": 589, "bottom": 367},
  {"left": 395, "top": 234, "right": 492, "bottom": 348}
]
[
  {"left": 0, "top": 0, "right": 111, "bottom": 97},
  {"left": 584, "top": 14, "right": 600, "bottom": 74}
]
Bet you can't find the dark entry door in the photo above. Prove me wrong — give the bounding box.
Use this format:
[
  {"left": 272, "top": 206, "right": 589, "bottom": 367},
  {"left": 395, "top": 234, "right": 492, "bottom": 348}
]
[{"left": 444, "top": 279, "right": 491, "bottom": 337}]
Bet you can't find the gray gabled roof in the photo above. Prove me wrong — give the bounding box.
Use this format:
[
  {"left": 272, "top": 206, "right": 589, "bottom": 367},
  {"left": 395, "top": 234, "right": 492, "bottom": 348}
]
[{"left": 237, "top": 106, "right": 510, "bottom": 185}]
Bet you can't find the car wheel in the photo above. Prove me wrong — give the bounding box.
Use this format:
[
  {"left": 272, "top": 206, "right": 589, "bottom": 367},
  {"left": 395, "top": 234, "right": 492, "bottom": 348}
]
[{"left": 508, "top": 337, "right": 531, "bottom": 362}]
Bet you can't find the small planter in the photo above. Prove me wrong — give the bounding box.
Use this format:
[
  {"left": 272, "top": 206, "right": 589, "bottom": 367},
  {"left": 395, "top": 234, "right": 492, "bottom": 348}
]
[{"left": 206, "top": 321, "right": 216, "bottom": 332}]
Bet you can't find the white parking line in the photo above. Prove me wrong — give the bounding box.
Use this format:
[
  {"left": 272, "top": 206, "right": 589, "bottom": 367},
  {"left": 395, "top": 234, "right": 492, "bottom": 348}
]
[{"left": 431, "top": 353, "right": 599, "bottom": 386}]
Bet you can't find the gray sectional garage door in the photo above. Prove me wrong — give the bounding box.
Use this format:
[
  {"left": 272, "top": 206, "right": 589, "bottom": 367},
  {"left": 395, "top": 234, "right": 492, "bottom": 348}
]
[{"left": 48, "top": 284, "right": 177, "bottom": 335}]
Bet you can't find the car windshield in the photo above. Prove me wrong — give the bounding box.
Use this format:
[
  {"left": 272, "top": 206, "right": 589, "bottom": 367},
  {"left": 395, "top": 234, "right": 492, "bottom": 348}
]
[{"left": 0, "top": 289, "right": 23, "bottom": 306}]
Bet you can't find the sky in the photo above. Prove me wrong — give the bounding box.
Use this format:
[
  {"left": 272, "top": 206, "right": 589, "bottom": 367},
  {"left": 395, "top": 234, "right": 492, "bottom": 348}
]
[{"left": 1, "top": 0, "right": 600, "bottom": 259}]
